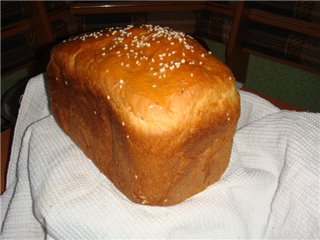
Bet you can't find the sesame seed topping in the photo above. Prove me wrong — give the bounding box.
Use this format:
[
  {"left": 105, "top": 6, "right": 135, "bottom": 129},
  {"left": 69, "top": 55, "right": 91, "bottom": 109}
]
[
  {"left": 141, "top": 199, "right": 148, "bottom": 205},
  {"left": 121, "top": 121, "right": 125, "bottom": 126},
  {"left": 68, "top": 25, "right": 209, "bottom": 94}
]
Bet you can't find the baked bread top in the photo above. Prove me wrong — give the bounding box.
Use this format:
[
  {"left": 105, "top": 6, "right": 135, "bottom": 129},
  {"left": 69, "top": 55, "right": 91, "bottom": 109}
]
[{"left": 50, "top": 24, "right": 239, "bottom": 136}]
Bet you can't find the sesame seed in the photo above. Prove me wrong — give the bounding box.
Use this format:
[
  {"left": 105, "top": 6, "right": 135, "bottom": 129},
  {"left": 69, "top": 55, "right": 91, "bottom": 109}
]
[
  {"left": 107, "top": 95, "right": 110, "bottom": 100},
  {"left": 94, "top": 110, "right": 97, "bottom": 115},
  {"left": 122, "top": 121, "right": 125, "bottom": 126},
  {"left": 141, "top": 200, "right": 148, "bottom": 205},
  {"left": 152, "top": 84, "right": 157, "bottom": 88},
  {"left": 126, "top": 135, "right": 130, "bottom": 139},
  {"left": 190, "top": 73, "right": 194, "bottom": 77}
]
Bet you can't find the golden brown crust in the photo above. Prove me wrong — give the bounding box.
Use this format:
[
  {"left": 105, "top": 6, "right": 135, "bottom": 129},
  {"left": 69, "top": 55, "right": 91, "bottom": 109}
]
[{"left": 47, "top": 25, "right": 240, "bottom": 206}]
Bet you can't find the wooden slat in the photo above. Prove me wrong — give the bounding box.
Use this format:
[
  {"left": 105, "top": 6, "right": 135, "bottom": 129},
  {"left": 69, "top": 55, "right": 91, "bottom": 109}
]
[
  {"left": 1, "top": 19, "right": 32, "bottom": 39},
  {"left": 48, "top": 7, "right": 70, "bottom": 22},
  {"left": 70, "top": 1, "right": 206, "bottom": 14},
  {"left": 205, "top": 2, "right": 235, "bottom": 16},
  {"left": 29, "top": 1, "right": 54, "bottom": 46},
  {"left": 226, "top": 1, "right": 249, "bottom": 83},
  {"left": 246, "top": 9, "right": 320, "bottom": 38}
]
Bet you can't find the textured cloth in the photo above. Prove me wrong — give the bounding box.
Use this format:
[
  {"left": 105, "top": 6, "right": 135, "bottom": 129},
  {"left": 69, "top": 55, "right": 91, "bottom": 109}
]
[{"left": 1, "top": 74, "right": 319, "bottom": 239}]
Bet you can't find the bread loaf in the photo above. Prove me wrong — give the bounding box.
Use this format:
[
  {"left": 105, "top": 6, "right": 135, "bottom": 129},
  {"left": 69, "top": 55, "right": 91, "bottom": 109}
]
[{"left": 47, "top": 25, "right": 240, "bottom": 206}]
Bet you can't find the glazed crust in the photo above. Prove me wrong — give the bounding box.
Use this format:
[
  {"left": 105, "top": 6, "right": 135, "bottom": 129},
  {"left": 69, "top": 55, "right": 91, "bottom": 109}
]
[{"left": 47, "top": 25, "right": 240, "bottom": 206}]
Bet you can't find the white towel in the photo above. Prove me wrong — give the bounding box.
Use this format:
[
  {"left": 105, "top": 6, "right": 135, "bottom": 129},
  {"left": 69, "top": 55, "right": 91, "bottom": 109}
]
[{"left": 1, "top": 74, "right": 319, "bottom": 239}]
